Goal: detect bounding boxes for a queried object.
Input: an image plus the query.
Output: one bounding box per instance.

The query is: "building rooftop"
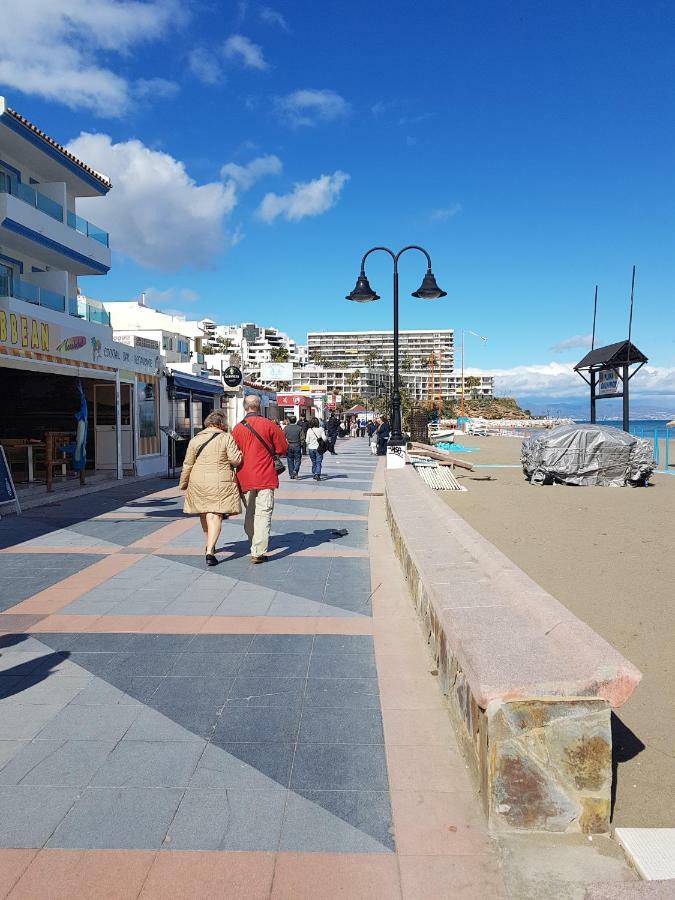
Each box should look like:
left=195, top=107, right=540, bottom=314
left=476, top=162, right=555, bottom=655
left=0, top=97, right=111, bottom=192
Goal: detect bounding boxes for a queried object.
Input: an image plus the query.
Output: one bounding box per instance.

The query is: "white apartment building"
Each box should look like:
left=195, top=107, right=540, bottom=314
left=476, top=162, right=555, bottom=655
left=291, top=365, right=392, bottom=401
left=307, top=329, right=493, bottom=401
left=214, top=322, right=302, bottom=376
left=106, top=298, right=202, bottom=364
left=0, top=98, right=164, bottom=482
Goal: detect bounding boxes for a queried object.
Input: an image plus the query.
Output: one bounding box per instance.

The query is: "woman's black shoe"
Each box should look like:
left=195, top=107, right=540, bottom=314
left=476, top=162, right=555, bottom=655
left=205, top=554, right=218, bottom=566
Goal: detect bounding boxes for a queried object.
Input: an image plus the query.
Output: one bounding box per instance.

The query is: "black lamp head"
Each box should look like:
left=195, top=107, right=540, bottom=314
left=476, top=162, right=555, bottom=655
left=411, top=269, right=447, bottom=300
left=346, top=271, right=380, bottom=303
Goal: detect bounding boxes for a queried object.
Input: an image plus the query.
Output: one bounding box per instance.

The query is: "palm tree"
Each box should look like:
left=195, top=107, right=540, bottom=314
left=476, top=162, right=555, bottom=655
left=270, top=347, right=290, bottom=362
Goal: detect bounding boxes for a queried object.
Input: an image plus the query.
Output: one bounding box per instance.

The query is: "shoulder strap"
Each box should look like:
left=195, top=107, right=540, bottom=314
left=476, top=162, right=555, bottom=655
left=194, top=431, right=220, bottom=462
left=242, top=419, right=276, bottom=459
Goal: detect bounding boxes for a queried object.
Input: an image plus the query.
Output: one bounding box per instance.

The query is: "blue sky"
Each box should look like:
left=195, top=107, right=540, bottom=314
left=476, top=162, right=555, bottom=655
left=2, top=0, right=673, bottom=407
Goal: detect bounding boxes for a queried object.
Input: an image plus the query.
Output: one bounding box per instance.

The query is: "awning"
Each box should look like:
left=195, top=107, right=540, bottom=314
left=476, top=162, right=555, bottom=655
left=169, top=372, right=224, bottom=396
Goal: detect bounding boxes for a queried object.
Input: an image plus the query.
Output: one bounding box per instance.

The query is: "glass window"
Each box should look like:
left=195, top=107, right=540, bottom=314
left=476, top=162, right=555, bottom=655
left=137, top=379, right=159, bottom=455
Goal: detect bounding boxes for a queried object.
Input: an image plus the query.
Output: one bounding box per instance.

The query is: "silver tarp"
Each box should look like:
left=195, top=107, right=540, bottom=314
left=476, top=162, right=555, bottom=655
left=521, top=424, right=654, bottom=486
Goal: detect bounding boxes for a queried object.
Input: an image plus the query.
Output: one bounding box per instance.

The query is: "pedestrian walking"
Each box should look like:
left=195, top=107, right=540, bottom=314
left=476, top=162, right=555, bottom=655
left=305, top=416, right=328, bottom=481
left=299, top=416, right=309, bottom=455
left=350, top=419, right=358, bottom=438
left=366, top=419, right=376, bottom=442
left=283, top=414, right=303, bottom=479
left=325, top=413, right=339, bottom=454
left=179, top=409, right=242, bottom=567
left=376, top=416, right=391, bottom=455
left=232, top=395, right=289, bottom=563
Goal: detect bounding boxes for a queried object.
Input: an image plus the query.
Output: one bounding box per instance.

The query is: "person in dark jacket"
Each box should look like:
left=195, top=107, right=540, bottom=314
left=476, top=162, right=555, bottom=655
left=325, top=414, right=340, bottom=455
left=376, top=417, right=391, bottom=455
left=283, top=415, right=303, bottom=479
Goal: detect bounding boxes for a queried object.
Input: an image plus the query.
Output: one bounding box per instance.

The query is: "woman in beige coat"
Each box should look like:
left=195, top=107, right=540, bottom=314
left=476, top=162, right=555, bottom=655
left=179, top=409, right=242, bottom=566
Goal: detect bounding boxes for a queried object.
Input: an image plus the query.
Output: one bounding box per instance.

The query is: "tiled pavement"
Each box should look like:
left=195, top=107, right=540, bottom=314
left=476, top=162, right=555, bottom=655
left=0, top=439, right=506, bottom=898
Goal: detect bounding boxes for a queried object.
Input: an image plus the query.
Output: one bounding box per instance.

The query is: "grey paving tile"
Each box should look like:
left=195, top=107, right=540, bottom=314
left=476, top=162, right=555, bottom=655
left=47, top=786, right=184, bottom=849
left=0, top=786, right=80, bottom=847
left=0, top=676, right=28, bottom=699
left=123, top=708, right=206, bottom=742
left=0, top=704, right=63, bottom=740
left=165, top=788, right=285, bottom=851
left=279, top=790, right=395, bottom=852
left=304, top=677, right=381, bottom=709
left=291, top=744, right=389, bottom=791
left=0, top=554, right=106, bottom=610
left=238, top=653, right=310, bottom=678
left=0, top=739, right=115, bottom=786
left=170, top=652, right=244, bottom=678
left=214, top=707, right=301, bottom=743
left=152, top=676, right=230, bottom=708
left=213, top=594, right=273, bottom=616
left=312, top=635, right=374, bottom=654
left=68, top=679, right=141, bottom=707
left=0, top=740, right=25, bottom=769
left=149, top=701, right=222, bottom=740
left=316, top=603, right=365, bottom=619
left=68, top=633, right=134, bottom=653
left=266, top=595, right=321, bottom=617
left=0, top=652, right=52, bottom=676
left=308, top=652, right=377, bottom=679
left=225, top=676, right=305, bottom=708
left=192, top=741, right=293, bottom=789
left=124, top=634, right=193, bottom=653
left=186, top=634, right=254, bottom=653
left=9, top=675, right=91, bottom=707
left=299, top=708, right=384, bottom=744
left=249, top=635, right=313, bottom=654
left=35, top=704, right=140, bottom=742
left=91, top=740, right=204, bottom=788
left=109, top=599, right=174, bottom=616
left=106, top=652, right=178, bottom=677
left=108, top=675, right=164, bottom=704
left=67, top=652, right=117, bottom=676
left=160, top=598, right=223, bottom=616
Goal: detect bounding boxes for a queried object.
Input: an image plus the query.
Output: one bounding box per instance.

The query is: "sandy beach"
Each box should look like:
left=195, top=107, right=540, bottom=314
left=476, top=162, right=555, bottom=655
left=439, top=433, right=675, bottom=829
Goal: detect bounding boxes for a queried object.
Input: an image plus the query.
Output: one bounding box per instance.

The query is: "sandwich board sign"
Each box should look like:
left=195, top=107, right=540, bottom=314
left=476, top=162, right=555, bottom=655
left=0, top=446, right=20, bottom=516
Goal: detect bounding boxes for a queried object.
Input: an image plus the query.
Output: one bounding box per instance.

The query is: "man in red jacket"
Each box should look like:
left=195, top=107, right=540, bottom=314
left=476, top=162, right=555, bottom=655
left=232, top=395, right=288, bottom=563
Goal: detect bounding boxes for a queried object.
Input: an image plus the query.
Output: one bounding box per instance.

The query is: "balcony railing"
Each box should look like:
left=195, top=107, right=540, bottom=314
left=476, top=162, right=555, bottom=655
left=0, top=274, right=66, bottom=312
left=0, top=172, right=109, bottom=247
left=73, top=296, right=111, bottom=326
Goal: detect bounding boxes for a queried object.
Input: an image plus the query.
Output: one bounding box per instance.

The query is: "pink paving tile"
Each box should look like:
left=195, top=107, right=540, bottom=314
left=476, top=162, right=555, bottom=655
left=398, top=854, right=508, bottom=900
left=140, top=851, right=275, bottom=899
left=199, top=616, right=267, bottom=634
left=386, top=745, right=473, bottom=793
left=383, top=708, right=459, bottom=749
left=390, top=790, right=493, bottom=856
left=8, top=850, right=156, bottom=900
left=127, top=518, right=196, bottom=549
left=83, top=615, right=153, bottom=632
left=271, top=853, right=401, bottom=900
left=294, top=546, right=369, bottom=558
left=0, top=850, right=38, bottom=898
left=28, top=614, right=103, bottom=633
left=378, top=674, right=448, bottom=710
left=140, top=616, right=209, bottom=633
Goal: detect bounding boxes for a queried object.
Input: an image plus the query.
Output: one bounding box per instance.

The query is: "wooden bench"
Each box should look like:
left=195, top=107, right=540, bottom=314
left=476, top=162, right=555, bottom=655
left=44, top=432, right=85, bottom=493
left=385, top=463, right=641, bottom=834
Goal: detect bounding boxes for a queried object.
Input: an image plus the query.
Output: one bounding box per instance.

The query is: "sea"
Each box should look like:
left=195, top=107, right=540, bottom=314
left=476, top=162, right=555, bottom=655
left=576, top=419, right=672, bottom=439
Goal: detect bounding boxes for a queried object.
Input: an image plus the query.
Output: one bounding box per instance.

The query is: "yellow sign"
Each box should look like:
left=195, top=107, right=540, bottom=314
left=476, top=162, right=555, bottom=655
left=0, top=310, right=49, bottom=352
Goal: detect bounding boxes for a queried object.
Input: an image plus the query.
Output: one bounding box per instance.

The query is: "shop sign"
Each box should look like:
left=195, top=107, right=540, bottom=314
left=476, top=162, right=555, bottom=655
left=223, top=365, right=243, bottom=387
left=598, top=368, right=621, bottom=396
left=0, top=297, right=160, bottom=376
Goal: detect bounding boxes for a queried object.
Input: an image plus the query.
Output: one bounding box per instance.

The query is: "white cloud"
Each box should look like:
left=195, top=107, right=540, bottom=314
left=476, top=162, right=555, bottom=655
left=431, top=203, right=461, bottom=222
left=467, top=361, right=675, bottom=399
left=550, top=333, right=593, bottom=353
left=276, top=89, right=350, bottom=127
left=143, top=287, right=199, bottom=306
left=188, top=48, right=223, bottom=85
left=220, top=154, right=282, bottom=190
left=223, top=34, right=268, bottom=70
left=0, top=0, right=181, bottom=116
left=259, top=6, right=290, bottom=31
left=134, top=78, right=179, bottom=100
left=257, top=171, right=350, bottom=223
left=66, top=133, right=238, bottom=271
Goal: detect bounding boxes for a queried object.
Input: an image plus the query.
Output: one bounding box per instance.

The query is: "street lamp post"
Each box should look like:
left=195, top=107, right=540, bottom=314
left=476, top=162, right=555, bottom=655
left=459, top=329, right=488, bottom=422
left=346, top=246, right=446, bottom=446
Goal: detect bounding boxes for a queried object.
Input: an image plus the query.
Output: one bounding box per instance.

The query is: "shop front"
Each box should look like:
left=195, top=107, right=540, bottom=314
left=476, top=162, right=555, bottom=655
left=0, top=296, right=163, bottom=490
left=276, top=393, right=317, bottom=422
left=167, top=371, right=225, bottom=467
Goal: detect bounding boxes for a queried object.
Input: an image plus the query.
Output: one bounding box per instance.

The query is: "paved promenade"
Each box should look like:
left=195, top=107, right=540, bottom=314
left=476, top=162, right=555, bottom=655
left=0, top=439, right=506, bottom=898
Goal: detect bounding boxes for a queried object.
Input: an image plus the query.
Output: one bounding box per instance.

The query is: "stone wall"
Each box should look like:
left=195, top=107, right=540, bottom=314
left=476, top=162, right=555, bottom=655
left=385, top=466, right=640, bottom=834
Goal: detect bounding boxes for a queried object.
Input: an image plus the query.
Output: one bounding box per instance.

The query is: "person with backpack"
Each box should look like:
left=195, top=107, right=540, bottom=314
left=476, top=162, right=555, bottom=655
left=305, top=416, right=328, bottom=481
left=283, top=414, right=303, bottom=479
left=179, top=409, right=243, bottom=567
left=232, top=395, right=289, bottom=563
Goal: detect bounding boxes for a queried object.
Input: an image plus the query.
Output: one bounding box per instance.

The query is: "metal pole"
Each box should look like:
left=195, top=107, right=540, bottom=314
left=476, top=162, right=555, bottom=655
left=628, top=265, right=636, bottom=346
left=460, top=330, right=465, bottom=422
left=115, top=370, right=123, bottom=480
left=590, top=370, right=596, bottom=423
left=622, top=364, right=629, bottom=432
left=591, top=285, right=598, bottom=350
left=390, top=263, right=403, bottom=443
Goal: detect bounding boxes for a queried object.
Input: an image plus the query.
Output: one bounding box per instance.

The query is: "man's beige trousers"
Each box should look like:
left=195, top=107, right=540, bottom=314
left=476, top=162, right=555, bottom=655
left=244, top=488, right=275, bottom=558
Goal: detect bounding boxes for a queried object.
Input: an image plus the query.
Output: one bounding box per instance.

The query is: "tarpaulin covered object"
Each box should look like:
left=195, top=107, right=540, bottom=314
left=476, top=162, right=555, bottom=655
left=521, top=424, right=654, bottom=486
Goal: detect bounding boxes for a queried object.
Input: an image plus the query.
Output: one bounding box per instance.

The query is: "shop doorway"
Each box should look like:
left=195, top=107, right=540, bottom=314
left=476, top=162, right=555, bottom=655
left=94, top=383, right=134, bottom=470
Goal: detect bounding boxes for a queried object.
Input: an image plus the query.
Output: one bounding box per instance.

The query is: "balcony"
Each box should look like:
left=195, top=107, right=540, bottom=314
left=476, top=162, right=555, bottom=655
left=0, top=173, right=109, bottom=248
left=69, top=296, right=111, bottom=326
left=0, top=273, right=66, bottom=313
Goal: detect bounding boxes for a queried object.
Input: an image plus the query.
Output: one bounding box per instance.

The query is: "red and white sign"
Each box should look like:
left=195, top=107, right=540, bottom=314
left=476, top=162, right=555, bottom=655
left=276, top=394, right=314, bottom=407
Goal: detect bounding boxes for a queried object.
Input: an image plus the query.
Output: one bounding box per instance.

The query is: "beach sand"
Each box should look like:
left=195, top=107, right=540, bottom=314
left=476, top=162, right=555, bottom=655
left=439, top=434, right=675, bottom=829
